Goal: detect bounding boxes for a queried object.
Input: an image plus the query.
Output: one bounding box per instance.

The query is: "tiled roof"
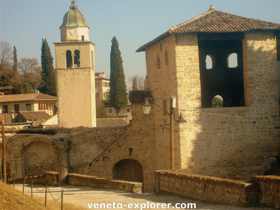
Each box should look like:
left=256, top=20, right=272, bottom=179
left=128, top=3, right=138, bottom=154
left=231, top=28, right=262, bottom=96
left=137, top=8, right=280, bottom=52
left=0, top=93, right=57, bottom=103
left=17, top=112, right=51, bottom=122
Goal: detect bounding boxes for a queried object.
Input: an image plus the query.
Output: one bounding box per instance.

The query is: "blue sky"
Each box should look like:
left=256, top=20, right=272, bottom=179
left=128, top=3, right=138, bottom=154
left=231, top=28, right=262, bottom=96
left=1, top=0, right=280, bottom=78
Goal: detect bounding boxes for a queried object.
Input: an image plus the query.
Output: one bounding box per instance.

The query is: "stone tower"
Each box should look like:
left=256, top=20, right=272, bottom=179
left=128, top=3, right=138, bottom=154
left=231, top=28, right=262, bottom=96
left=55, top=1, right=96, bottom=128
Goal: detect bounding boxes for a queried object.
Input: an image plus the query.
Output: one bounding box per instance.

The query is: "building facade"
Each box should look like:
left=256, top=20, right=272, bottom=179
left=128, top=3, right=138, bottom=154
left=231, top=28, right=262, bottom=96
left=137, top=7, right=280, bottom=179
left=95, top=72, right=110, bottom=110
left=0, top=93, right=56, bottom=116
left=55, top=1, right=96, bottom=128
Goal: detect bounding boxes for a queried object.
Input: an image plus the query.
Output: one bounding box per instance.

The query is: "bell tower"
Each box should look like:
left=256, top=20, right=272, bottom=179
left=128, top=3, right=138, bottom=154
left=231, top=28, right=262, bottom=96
left=55, top=1, right=96, bottom=128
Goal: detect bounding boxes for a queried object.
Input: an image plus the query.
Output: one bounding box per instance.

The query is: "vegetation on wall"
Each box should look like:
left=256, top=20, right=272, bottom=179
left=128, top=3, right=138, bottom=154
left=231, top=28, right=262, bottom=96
left=109, top=37, right=128, bottom=110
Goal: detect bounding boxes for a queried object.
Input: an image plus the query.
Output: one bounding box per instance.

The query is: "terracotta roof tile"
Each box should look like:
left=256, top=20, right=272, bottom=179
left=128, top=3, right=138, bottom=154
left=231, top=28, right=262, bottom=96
left=17, top=112, right=51, bottom=122
left=137, top=8, right=280, bottom=52
left=0, top=93, right=57, bottom=103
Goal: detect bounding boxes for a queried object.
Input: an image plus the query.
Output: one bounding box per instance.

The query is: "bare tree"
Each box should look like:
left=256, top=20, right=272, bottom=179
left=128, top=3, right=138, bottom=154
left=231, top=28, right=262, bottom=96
left=19, top=58, right=40, bottom=73
left=18, top=58, right=42, bottom=93
left=0, top=41, right=13, bottom=66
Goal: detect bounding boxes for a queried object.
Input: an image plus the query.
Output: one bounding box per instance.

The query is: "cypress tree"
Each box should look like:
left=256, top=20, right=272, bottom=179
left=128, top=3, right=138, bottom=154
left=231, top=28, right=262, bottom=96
left=13, top=46, right=18, bottom=71
left=109, top=37, right=128, bottom=110
left=40, top=38, right=56, bottom=95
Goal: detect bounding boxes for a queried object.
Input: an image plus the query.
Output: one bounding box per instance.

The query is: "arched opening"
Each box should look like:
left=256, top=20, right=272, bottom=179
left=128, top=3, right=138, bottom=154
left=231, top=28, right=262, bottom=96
left=66, top=50, right=73, bottom=68
left=74, top=50, right=80, bottom=67
left=113, top=159, right=143, bottom=182
left=23, top=141, right=58, bottom=176
left=227, top=52, right=239, bottom=69
left=205, top=54, right=213, bottom=70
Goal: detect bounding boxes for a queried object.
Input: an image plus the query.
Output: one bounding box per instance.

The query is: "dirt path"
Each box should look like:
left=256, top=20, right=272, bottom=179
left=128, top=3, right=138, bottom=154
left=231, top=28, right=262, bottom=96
left=15, top=185, right=274, bottom=210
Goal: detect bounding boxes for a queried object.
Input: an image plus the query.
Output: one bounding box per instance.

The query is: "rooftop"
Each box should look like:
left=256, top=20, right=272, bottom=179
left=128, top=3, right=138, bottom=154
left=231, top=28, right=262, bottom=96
left=17, top=111, right=51, bottom=122
left=0, top=93, right=57, bottom=103
left=137, top=7, right=280, bottom=52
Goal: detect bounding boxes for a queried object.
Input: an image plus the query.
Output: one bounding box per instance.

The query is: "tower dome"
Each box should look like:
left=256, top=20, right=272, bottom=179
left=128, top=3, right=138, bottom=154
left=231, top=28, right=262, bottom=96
left=60, top=1, right=90, bottom=42
left=60, top=1, right=89, bottom=29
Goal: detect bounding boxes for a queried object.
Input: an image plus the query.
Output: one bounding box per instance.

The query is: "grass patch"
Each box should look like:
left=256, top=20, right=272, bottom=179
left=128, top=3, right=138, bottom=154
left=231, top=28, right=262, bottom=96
left=0, top=182, right=85, bottom=210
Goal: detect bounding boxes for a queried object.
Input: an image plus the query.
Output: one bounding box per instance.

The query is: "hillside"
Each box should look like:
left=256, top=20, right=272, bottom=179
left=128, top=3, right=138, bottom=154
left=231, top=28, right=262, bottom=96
left=0, top=182, right=84, bottom=210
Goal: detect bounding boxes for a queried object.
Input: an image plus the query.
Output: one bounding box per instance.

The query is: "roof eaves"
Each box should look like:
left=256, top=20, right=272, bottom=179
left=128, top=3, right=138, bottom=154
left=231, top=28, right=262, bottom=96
left=136, top=31, right=171, bottom=52
left=136, top=9, right=215, bottom=52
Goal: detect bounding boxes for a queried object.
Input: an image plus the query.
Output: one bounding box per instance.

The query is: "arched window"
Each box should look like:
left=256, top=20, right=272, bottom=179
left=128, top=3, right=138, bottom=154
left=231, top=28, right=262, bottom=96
left=66, top=50, right=72, bottom=68
left=205, top=55, right=213, bottom=70
left=74, top=50, right=80, bottom=67
left=227, top=53, right=238, bottom=69
left=164, top=50, right=169, bottom=66
left=156, top=55, right=161, bottom=69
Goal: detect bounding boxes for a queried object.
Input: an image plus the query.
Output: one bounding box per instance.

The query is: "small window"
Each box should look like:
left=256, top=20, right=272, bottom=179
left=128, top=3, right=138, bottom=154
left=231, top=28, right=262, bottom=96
left=2, top=105, right=8, bottom=113
left=81, top=35, right=85, bottom=41
left=74, top=50, right=80, bottom=67
left=156, top=55, right=161, bottom=69
left=227, top=53, right=239, bottom=69
left=14, top=104, right=20, bottom=113
left=26, top=104, right=32, bottom=111
left=164, top=50, right=169, bottom=66
left=205, top=55, right=213, bottom=70
left=66, top=50, right=73, bottom=68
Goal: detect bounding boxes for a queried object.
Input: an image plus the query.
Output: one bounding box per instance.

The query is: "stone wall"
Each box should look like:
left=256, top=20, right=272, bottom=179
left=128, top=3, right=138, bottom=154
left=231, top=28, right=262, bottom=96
left=255, top=176, right=280, bottom=208
left=177, top=32, right=280, bottom=179
left=145, top=31, right=280, bottom=179
left=7, top=104, right=155, bottom=192
left=7, top=134, right=67, bottom=179
left=69, top=104, right=155, bottom=192
left=154, top=170, right=259, bottom=207
left=145, top=35, right=179, bottom=171
left=68, top=173, right=142, bottom=193
left=96, top=117, right=130, bottom=128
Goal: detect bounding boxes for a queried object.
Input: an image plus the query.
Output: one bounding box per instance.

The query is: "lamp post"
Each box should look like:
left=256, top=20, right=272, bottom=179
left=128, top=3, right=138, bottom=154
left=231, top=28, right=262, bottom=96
left=169, top=97, right=176, bottom=170
left=143, top=98, right=152, bottom=115
left=1, top=120, right=6, bottom=183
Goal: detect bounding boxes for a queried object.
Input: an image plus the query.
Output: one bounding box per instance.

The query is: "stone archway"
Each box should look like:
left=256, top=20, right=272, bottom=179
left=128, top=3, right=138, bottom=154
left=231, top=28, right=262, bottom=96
left=23, top=141, right=59, bottom=176
left=113, top=159, right=143, bottom=182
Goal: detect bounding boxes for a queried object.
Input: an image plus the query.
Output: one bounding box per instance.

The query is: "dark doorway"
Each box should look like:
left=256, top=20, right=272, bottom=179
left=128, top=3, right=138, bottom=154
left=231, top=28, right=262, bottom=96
left=113, top=159, right=143, bottom=182
left=199, top=34, right=245, bottom=108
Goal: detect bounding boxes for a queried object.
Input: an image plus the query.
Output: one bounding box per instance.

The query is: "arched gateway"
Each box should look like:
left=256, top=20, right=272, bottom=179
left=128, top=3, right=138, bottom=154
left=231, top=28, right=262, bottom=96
left=113, top=159, right=143, bottom=182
